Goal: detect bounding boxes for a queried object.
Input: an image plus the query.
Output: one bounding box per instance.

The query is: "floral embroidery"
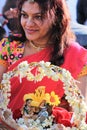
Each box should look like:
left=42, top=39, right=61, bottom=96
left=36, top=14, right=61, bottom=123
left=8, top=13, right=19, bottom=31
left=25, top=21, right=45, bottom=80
left=0, top=38, right=24, bottom=66
left=78, top=65, right=87, bottom=77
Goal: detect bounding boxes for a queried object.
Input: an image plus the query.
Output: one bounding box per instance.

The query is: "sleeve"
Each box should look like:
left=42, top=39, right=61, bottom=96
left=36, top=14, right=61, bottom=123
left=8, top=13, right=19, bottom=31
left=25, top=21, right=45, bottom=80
left=0, top=38, right=9, bottom=67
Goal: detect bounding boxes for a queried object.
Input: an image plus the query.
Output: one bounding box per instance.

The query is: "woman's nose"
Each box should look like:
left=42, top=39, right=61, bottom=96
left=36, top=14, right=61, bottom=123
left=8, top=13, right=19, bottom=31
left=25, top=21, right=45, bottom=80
left=26, top=17, right=35, bottom=26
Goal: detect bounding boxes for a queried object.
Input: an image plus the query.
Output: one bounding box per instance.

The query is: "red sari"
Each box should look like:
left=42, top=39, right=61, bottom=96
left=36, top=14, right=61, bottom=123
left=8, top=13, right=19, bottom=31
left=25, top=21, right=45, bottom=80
left=7, top=42, right=87, bottom=121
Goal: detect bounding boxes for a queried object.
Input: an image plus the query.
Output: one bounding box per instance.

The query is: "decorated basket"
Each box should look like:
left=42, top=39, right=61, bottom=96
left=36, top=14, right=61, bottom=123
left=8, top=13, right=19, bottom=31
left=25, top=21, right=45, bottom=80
left=0, top=61, right=87, bottom=130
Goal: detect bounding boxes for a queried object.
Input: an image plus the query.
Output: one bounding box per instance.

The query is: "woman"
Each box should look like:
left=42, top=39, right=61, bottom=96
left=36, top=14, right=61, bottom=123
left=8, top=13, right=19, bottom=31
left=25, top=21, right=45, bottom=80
left=0, top=0, right=87, bottom=129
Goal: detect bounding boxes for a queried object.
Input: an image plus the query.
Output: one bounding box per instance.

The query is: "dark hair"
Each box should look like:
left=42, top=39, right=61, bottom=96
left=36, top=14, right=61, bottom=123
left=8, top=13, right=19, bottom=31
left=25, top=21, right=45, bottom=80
left=17, top=0, right=75, bottom=66
left=7, top=18, right=21, bottom=32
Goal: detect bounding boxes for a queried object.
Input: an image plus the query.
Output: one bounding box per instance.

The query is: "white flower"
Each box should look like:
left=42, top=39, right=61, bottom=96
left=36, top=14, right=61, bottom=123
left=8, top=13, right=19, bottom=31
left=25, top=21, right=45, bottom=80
left=17, top=118, right=25, bottom=125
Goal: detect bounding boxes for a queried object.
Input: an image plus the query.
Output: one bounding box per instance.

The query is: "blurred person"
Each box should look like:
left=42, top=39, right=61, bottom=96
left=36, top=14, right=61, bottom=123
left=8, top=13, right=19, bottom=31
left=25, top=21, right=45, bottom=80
left=2, top=0, right=21, bottom=36
left=2, top=0, right=17, bottom=13
left=77, top=0, right=87, bottom=25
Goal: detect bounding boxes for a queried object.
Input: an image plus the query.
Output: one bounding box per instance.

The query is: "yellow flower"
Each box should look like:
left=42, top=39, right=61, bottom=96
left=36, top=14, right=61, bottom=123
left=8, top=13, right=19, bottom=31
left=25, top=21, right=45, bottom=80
left=23, top=86, right=46, bottom=107
left=45, top=91, right=60, bottom=106
left=23, top=86, right=60, bottom=107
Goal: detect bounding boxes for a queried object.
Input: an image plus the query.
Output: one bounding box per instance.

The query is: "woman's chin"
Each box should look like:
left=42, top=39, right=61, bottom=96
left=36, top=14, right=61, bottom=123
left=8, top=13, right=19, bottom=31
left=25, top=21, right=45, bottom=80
left=25, top=34, right=37, bottom=40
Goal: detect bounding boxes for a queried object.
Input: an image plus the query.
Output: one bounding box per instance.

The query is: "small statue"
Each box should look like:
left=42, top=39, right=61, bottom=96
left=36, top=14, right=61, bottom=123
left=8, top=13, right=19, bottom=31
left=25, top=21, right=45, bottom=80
left=37, top=100, right=49, bottom=122
left=22, top=99, right=38, bottom=120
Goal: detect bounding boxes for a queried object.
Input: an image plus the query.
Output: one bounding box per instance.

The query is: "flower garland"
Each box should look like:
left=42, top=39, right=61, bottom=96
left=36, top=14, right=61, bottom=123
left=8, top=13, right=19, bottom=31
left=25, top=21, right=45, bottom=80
left=0, top=61, right=87, bottom=130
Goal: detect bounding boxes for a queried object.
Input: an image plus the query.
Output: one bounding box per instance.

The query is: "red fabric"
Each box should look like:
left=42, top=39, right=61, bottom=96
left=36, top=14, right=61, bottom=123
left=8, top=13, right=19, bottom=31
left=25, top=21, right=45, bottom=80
left=61, top=42, right=87, bottom=78
left=52, top=107, right=87, bottom=127
left=7, top=42, right=87, bottom=119
left=86, top=112, right=87, bottom=123
left=52, top=107, right=73, bottom=127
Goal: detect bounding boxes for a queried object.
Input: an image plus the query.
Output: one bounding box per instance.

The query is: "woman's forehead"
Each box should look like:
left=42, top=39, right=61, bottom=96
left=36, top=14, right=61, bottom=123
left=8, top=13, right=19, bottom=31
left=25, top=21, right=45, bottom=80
left=21, top=1, right=41, bottom=13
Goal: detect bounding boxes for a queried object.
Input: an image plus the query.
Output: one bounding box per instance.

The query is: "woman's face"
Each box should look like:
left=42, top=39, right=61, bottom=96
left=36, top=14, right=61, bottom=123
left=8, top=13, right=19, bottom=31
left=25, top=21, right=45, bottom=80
left=20, top=1, right=54, bottom=42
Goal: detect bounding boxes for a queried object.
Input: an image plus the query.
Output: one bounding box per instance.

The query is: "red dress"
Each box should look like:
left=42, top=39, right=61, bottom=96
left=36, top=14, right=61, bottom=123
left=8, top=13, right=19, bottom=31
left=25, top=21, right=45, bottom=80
left=7, top=42, right=87, bottom=123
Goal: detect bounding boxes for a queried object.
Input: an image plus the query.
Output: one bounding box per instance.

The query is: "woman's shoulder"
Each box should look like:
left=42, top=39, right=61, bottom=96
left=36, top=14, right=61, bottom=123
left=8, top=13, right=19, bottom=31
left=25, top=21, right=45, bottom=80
left=63, top=41, right=87, bottom=78
left=0, top=37, right=9, bottom=45
left=66, top=41, right=87, bottom=54
left=0, top=38, right=10, bottom=54
left=0, top=38, right=24, bottom=65
left=69, top=41, right=86, bottom=50
left=0, top=37, right=23, bottom=50
left=66, top=41, right=87, bottom=62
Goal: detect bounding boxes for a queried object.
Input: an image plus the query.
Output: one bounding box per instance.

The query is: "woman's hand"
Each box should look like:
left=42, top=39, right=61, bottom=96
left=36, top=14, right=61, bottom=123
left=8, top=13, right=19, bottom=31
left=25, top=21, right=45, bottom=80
left=0, top=65, right=8, bottom=83
left=0, top=109, right=19, bottom=130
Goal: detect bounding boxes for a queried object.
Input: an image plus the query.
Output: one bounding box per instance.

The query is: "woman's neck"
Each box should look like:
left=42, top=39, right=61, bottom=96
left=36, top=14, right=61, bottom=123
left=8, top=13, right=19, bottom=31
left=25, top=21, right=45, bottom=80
left=26, top=39, right=52, bottom=51
left=30, top=41, right=48, bottom=49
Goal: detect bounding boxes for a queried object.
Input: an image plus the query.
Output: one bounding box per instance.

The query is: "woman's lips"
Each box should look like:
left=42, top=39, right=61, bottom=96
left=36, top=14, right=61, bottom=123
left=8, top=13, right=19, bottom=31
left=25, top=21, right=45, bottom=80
left=25, top=29, right=38, bottom=34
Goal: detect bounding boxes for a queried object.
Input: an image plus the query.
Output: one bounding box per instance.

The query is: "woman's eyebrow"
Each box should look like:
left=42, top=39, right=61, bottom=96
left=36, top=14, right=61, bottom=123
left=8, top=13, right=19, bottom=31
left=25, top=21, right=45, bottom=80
left=21, top=10, right=41, bottom=15
left=21, top=10, right=26, bottom=13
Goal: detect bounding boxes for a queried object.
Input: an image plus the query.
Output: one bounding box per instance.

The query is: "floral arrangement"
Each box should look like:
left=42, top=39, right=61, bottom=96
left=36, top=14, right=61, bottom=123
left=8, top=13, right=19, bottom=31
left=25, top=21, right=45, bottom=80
left=0, top=61, right=87, bottom=130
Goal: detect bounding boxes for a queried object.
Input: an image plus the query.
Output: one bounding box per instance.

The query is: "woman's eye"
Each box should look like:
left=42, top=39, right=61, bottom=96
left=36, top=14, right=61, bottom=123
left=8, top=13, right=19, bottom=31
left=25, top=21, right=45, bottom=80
left=34, top=15, right=42, bottom=20
left=21, top=13, right=28, bottom=18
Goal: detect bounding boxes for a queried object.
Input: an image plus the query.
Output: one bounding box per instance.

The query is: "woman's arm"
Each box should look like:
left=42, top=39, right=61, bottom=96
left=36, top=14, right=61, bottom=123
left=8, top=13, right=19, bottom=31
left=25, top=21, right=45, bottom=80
left=0, top=65, right=7, bottom=82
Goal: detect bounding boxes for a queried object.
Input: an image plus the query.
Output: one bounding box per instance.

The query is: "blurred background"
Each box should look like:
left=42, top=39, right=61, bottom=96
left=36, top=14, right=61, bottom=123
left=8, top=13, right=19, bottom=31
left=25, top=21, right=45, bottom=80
left=66, top=0, right=77, bottom=22
left=0, top=0, right=6, bottom=13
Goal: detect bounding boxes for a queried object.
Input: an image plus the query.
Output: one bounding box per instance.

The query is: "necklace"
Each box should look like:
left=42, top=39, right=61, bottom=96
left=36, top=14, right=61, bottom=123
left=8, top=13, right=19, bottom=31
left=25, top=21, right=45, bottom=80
left=29, top=41, right=47, bottom=51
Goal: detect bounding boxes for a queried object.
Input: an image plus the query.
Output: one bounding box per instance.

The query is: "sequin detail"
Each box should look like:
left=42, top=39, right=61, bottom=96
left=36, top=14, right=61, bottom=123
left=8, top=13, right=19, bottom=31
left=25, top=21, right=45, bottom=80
left=0, top=38, right=24, bottom=67
left=78, top=65, right=87, bottom=77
